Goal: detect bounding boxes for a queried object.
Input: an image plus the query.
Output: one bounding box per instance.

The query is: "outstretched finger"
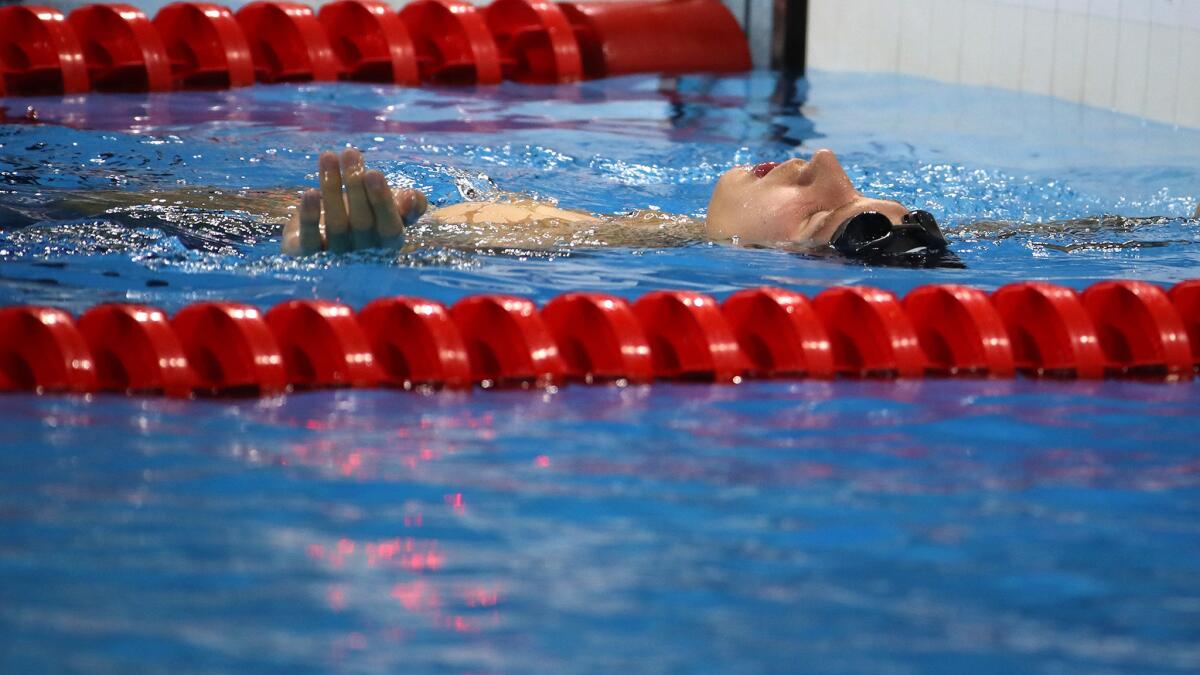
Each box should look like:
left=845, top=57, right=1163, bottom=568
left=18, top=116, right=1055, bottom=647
left=297, top=189, right=324, bottom=254
left=365, top=171, right=405, bottom=248
left=341, top=148, right=379, bottom=250
left=282, top=212, right=301, bottom=255
left=283, top=189, right=323, bottom=255
left=319, top=151, right=351, bottom=253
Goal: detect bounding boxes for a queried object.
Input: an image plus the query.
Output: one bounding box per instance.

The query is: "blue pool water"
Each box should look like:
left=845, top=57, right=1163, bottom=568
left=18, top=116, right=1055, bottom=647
left=1, top=71, right=1199, bottom=672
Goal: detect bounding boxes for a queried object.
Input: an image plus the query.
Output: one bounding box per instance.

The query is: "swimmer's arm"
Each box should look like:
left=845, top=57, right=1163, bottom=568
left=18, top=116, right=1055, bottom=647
left=280, top=149, right=635, bottom=254
left=429, top=200, right=599, bottom=226
left=273, top=148, right=695, bottom=252
left=45, top=187, right=298, bottom=221
left=424, top=199, right=700, bottom=249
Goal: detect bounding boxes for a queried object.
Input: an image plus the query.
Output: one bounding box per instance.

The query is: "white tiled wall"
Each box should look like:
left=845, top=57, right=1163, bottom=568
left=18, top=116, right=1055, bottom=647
left=807, top=0, right=1200, bottom=128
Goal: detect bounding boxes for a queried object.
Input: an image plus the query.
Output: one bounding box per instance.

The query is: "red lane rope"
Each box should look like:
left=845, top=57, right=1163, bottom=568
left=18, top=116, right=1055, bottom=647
left=1, top=281, right=1197, bottom=396
left=0, top=0, right=749, bottom=95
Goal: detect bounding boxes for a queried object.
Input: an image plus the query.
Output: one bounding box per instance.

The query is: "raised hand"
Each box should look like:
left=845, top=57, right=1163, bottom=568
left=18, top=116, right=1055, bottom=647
left=282, top=148, right=427, bottom=256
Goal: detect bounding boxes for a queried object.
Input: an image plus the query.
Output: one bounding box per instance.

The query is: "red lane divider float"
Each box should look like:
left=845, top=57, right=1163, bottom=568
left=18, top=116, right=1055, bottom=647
left=77, top=303, right=194, bottom=396
left=319, top=0, right=420, bottom=85
left=1170, top=280, right=1200, bottom=370
left=171, top=302, right=288, bottom=395
left=561, top=0, right=750, bottom=79
left=153, top=2, right=255, bottom=89
left=632, top=291, right=745, bottom=382
left=449, top=295, right=563, bottom=385
left=721, top=287, right=834, bottom=378
left=902, top=284, right=1014, bottom=377
left=0, top=307, right=96, bottom=393
left=0, top=6, right=90, bottom=96
left=1081, top=280, right=1193, bottom=379
left=0, top=282, right=1196, bottom=396
left=236, top=1, right=340, bottom=83
left=67, top=3, right=172, bottom=92
left=485, top=0, right=582, bottom=83
left=399, top=0, right=503, bottom=84
left=542, top=293, right=653, bottom=382
left=0, top=0, right=750, bottom=95
left=991, top=282, right=1107, bottom=378
left=265, top=300, right=380, bottom=388
left=812, top=286, right=925, bottom=378
left=359, top=296, right=472, bottom=388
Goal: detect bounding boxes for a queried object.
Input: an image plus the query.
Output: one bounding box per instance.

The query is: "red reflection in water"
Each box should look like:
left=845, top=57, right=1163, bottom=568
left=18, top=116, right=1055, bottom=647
left=269, top=406, right=513, bottom=480
left=445, top=493, right=466, bottom=514
left=327, top=584, right=347, bottom=612
left=445, top=615, right=477, bottom=633
left=311, top=535, right=444, bottom=571
left=282, top=436, right=460, bottom=480
left=4, top=96, right=695, bottom=140
left=407, top=546, right=444, bottom=572
left=391, top=580, right=440, bottom=612
left=367, top=539, right=403, bottom=566
left=464, top=586, right=500, bottom=608
left=307, top=526, right=500, bottom=642
left=339, top=451, right=363, bottom=477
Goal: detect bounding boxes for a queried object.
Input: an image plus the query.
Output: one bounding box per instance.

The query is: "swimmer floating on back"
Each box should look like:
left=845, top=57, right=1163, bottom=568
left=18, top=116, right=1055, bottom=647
left=281, top=147, right=954, bottom=266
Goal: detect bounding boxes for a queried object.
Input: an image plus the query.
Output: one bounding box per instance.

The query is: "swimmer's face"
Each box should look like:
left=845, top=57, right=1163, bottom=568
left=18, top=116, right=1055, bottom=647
left=705, top=148, right=909, bottom=244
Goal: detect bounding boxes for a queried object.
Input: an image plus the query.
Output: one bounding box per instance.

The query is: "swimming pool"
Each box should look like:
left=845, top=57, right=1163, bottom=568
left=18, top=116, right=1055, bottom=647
left=2, top=71, right=1199, bottom=672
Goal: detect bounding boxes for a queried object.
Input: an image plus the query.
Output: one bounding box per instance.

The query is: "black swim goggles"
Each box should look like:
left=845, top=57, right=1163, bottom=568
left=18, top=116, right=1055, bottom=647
left=830, top=209, right=961, bottom=267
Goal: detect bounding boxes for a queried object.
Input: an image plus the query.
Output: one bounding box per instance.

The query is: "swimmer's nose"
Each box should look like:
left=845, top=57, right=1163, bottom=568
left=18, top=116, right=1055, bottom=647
left=805, top=148, right=854, bottom=187
left=811, top=148, right=839, bottom=164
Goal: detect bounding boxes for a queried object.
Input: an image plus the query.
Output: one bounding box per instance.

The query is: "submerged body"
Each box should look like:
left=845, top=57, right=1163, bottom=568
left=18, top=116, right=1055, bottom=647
left=32, top=148, right=1192, bottom=261
left=13, top=146, right=943, bottom=259
left=279, top=147, right=931, bottom=258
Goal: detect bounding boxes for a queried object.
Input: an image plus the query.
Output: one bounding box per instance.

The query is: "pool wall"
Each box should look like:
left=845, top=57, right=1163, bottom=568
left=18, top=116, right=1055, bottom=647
left=807, top=0, right=1200, bottom=129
